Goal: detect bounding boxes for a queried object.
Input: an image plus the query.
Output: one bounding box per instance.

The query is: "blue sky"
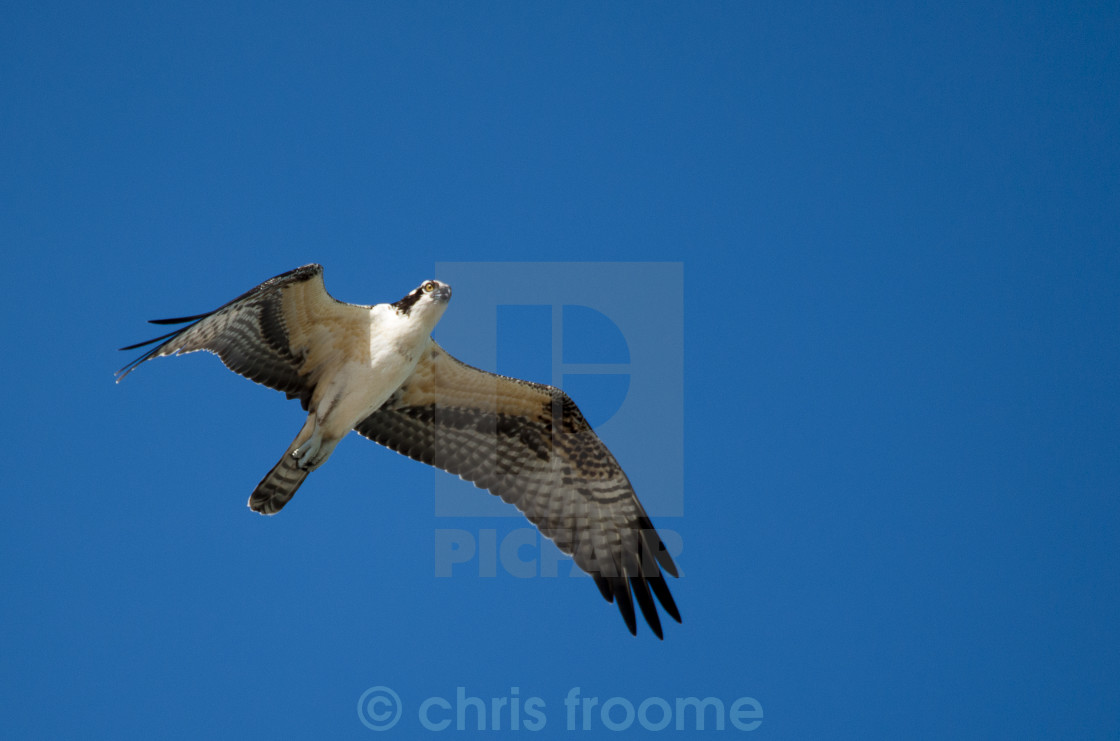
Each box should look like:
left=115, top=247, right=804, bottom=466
left=3, top=1, right=1118, bottom=738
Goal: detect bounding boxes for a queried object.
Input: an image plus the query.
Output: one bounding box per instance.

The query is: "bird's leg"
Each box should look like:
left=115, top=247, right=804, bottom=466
left=292, top=418, right=324, bottom=470
left=291, top=416, right=340, bottom=471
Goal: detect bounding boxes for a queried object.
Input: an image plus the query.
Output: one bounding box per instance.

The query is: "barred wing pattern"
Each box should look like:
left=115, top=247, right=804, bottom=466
left=355, top=343, right=681, bottom=638
left=115, top=264, right=341, bottom=408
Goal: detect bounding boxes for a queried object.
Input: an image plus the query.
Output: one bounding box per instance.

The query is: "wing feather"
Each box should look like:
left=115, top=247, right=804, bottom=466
left=115, top=263, right=352, bottom=408
left=354, top=342, right=680, bottom=637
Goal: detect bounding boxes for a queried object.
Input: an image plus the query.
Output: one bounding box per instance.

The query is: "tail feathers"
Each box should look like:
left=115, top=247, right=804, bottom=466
left=249, top=449, right=310, bottom=514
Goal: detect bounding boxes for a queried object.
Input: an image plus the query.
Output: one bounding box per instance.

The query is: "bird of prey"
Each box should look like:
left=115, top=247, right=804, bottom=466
left=117, top=264, right=680, bottom=637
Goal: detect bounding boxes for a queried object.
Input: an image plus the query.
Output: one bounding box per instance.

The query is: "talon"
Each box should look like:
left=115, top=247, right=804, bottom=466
left=292, top=430, right=323, bottom=469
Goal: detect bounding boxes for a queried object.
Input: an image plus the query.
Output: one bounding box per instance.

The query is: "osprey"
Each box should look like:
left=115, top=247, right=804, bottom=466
left=117, top=264, right=680, bottom=638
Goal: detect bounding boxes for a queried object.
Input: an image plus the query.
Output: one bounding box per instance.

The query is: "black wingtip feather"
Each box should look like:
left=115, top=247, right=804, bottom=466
left=638, top=515, right=679, bottom=578
left=589, top=529, right=681, bottom=637
left=115, top=324, right=199, bottom=382
left=117, top=326, right=188, bottom=352
left=627, top=565, right=664, bottom=639
left=610, top=576, right=637, bottom=636
left=592, top=574, right=614, bottom=603
left=648, top=575, right=682, bottom=624
left=147, top=312, right=213, bottom=325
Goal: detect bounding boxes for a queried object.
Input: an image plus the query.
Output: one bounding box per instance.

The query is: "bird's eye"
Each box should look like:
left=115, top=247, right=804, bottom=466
left=422, top=281, right=435, bottom=293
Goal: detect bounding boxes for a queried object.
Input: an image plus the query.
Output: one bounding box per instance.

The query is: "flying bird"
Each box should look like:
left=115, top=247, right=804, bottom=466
left=117, top=264, right=680, bottom=637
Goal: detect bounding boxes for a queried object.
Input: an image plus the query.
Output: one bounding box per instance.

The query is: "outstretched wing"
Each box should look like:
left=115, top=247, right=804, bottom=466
left=354, top=342, right=681, bottom=638
left=115, top=263, right=352, bottom=409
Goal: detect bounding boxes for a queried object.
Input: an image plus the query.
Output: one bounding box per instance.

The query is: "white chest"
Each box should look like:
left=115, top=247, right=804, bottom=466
left=311, top=310, right=431, bottom=434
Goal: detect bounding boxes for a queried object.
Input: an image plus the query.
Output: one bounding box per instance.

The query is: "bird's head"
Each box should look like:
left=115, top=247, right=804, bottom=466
left=392, top=279, right=452, bottom=327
